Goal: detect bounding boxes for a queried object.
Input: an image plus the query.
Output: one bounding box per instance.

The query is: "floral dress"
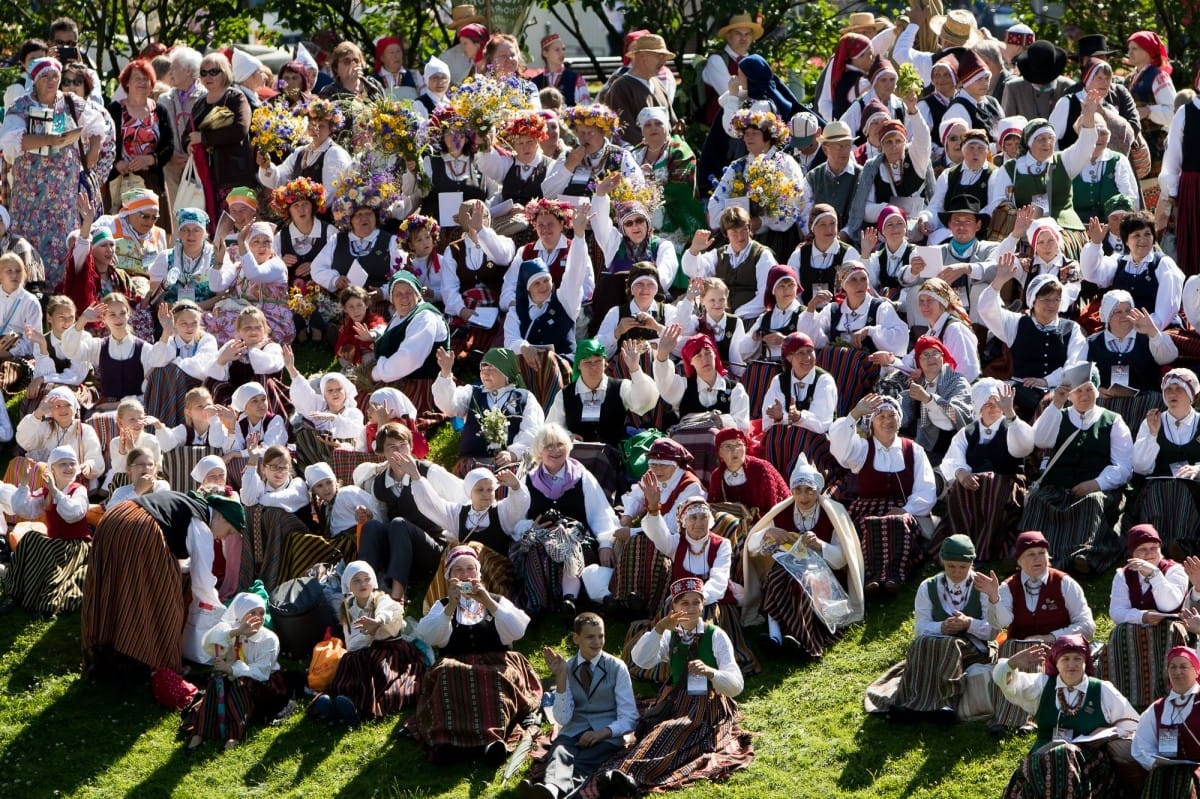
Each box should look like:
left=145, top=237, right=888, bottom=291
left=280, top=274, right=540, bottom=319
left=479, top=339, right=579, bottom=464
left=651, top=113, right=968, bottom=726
left=205, top=253, right=296, bottom=345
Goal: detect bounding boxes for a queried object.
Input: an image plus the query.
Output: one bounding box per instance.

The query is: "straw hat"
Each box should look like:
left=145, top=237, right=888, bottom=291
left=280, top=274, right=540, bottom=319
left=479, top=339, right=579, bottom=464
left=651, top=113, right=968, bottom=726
left=447, top=4, right=485, bottom=30
left=930, top=9, right=980, bottom=48
left=626, top=34, right=675, bottom=58
left=840, top=12, right=890, bottom=35
left=718, top=13, right=764, bottom=41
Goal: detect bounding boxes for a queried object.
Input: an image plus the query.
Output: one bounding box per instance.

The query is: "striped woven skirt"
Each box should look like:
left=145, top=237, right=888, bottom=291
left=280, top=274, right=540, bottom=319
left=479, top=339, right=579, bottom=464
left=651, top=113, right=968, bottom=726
left=237, top=506, right=313, bottom=593
left=569, top=442, right=624, bottom=502
left=144, top=362, right=202, bottom=428
left=409, top=650, right=542, bottom=751
left=991, top=637, right=1045, bottom=731
left=422, top=542, right=514, bottom=614
left=666, top=414, right=721, bottom=486
left=2, top=532, right=89, bottom=615
left=816, top=346, right=881, bottom=417
left=761, top=424, right=842, bottom=487
left=609, top=533, right=671, bottom=611
left=1123, top=478, right=1200, bottom=560
left=759, top=562, right=842, bottom=658
left=509, top=529, right=595, bottom=618
left=1019, top=486, right=1122, bottom=573
left=849, top=497, right=922, bottom=587
left=1100, top=620, right=1187, bottom=712
left=184, top=671, right=288, bottom=743
left=622, top=601, right=760, bottom=682
left=3, top=455, right=49, bottom=493
left=941, top=473, right=1027, bottom=561
left=1099, top=391, right=1162, bottom=436
left=279, top=528, right=358, bottom=586
left=161, top=445, right=222, bottom=492
left=1167, top=328, right=1200, bottom=369
left=516, top=349, right=573, bottom=413
left=611, top=684, right=753, bottom=793
left=1140, top=763, right=1200, bottom=799
left=292, top=421, right=348, bottom=472
left=81, top=501, right=187, bottom=672
left=740, top=360, right=781, bottom=421
left=1000, top=741, right=1116, bottom=799
left=328, top=638, right=427, bottom=720
left=891, top=635, right=994, bottom=713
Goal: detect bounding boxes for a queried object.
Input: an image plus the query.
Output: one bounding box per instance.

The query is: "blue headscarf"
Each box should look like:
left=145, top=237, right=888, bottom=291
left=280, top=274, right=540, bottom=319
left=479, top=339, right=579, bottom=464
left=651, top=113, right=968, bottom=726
left=738, top=55, right=800, bottom=121
left=515, top=258, right=551, bottom=310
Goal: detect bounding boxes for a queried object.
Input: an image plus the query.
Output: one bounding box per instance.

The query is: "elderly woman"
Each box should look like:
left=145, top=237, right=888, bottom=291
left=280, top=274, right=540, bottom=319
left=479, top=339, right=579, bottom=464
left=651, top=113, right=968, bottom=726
left=819, top=33, right=874, bottom=122
left=81, top=489, right=246, bottom=674
left=188, top=52, right=252, bottom=219
left=1050, top=61, right=1132, bottom=149
left=877, top=277, right=979, bottom=382
left=402, top=107, right=497, bottom=246
left=830, top=394, right=937, bottom=594
left=898, top=336, right=973, bottom=470
left=311, top=173, right=403, bottom=296
left=411, top=545, right=542, bottom=765
left=938, top=380, right=1034, bottom=560
left=845, top=112, right=934, bottom=238
left=1024, top=365, right=1133, bottom=575
left=1081, top=210, right=1183, bottom=335
left=373, top=36, right=421, bottom=97
left=516, top=424, right=620, bottom=616
left=532, top=33, right=589, bottom=107
left=918, top=129, right=997, bottom=245
left=1103, top=524, right=1188, bottom=712
left=257, top=98, right=352, bottom=204
left=743, top=463, right=864, bottom=659
left=1086, top=288, right=1176, bottom=429
left=369, top=273, right=450, bottom=416
left=1132, top=645, right=1200, bottom=795
left=602, top=577, right=753, bottom=797
left=881, top=535, right=996, bottom=719
left=318, top=41, right=384, bottom=103
left=147, top=208, right=220, bottom=310
left=106, top=59, right=173, bottom=205
left=1129, top=369, right=1200, bottom=558
left=271, top=60, right=316, bottom=111
left=707, top=427, right=790, bottom=520
left=543, top=104, right=643, bottom=199
left=0, top=57, right=106, bottom=287
left=608, top=438, right=706, bottom=619
left=992, top=634, right=1138, bottom=798
left=630, top=106, right=702, bottom=242
left=978, top=258, right=1087, bottom=420
left=975, top=530, right=1097, bottom=732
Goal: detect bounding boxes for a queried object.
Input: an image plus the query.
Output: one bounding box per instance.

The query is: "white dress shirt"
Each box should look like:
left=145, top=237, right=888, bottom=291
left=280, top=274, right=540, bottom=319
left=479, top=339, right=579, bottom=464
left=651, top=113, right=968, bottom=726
left=795, top=297, right=909, bottom=356
left=976, top=285, right=1088, bottom=386
left=1108, top=561, right=1188, bottom=626
left=439, top=227, right=517, bottom=316
left=652, top=358, right=751, bottom=431
left=759, top=369, right=838, bottom=434
left=1080, top=242, right=1183, bottom=330
left=416, top=595, right=531, bottom=648
left=1133, top=409, right=1200, bottom=475
left=1159, top=98, right=1200, bottom=200
left=914, top=572, right=996, bottom=644
left=1132, top=685, right=1200, bottom=769
left=939, top=417, right=1036, bottom=482
left=545, top=371, right=659, bottom=431
left=631, top=624, right=743, bottom=697
left=988, top=569, right=1096, bottom=639
left=993, top=661, right=1138, bottom=734
left=828, top=416, right=937, bottom=516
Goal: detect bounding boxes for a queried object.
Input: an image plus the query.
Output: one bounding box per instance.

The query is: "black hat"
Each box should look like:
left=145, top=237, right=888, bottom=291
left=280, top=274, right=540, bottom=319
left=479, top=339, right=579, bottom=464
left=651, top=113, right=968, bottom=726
left=1073, top=34, right=1117, bottom=59
left=939, top=194, right=990, bottom=229
left=1013, top=40, right=1068, bottom=85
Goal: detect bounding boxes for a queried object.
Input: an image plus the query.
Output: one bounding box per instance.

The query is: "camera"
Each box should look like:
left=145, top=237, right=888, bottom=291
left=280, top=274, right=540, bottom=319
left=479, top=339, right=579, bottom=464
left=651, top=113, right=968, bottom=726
left=57, top=46, right=79, bottom=62
left=539, top=508, right=565, bottom=525
left=455, top=580, right=474, bottom=595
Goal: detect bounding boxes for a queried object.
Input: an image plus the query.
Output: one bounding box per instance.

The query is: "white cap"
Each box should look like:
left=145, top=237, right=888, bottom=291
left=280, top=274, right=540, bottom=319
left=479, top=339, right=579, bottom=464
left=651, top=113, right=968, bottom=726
left=231, top=381, right=267, bottom=412
left=294, top=43, right=318, bottom=73
left=231, top=49, right=265, bottom=84
left=191, top=455, right=227, bottom=484
left=304, top=462, right=336, bottom=485
left=424, top=56, right=450, bottom=82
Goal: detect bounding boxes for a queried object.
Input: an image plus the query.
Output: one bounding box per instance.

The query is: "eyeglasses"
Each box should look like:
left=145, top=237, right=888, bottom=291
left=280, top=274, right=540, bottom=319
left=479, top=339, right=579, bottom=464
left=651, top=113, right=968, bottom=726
left=136, top=212, right=159, bottom=221
left=199, top=68, right=223, bottom=77
left=61, top=77, right=84, bottom=86
left=54, top=39, right=78, bottom=47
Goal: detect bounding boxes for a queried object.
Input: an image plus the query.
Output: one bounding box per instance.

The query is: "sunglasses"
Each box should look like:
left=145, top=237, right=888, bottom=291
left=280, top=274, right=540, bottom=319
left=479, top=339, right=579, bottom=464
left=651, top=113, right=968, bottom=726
left=61, top=77, right=84, bottom=86
left=199, top=68, right=223, bottom=77
left=136, top=212, right=159, bottom=221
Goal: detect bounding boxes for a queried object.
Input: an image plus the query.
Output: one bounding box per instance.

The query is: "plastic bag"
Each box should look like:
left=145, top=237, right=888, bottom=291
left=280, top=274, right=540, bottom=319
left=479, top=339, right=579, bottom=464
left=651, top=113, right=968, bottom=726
left=772, top=543, right=853, bottom=633
left=307, top=627, right=345, bottom=692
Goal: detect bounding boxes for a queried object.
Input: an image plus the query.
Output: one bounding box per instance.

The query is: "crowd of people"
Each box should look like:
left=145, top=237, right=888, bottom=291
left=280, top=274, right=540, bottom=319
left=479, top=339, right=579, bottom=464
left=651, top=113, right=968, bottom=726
left=1, top=2, right=1200, bottom=796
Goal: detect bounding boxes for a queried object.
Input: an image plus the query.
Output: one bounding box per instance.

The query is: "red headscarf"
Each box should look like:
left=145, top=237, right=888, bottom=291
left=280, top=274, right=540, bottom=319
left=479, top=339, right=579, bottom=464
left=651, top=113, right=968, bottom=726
left=680, top=334, right=728, bottom=377
left=913, top=335, right=957, bottom=371
left=374, top=36, right=403, bottom=73
left=1045, top=634, right=1092, bottom=677
left=763, top=264, right=800, bottom=310
left=830, top=33, right=872, bottom=99
left=1128, top=31, right=1171, bottom=75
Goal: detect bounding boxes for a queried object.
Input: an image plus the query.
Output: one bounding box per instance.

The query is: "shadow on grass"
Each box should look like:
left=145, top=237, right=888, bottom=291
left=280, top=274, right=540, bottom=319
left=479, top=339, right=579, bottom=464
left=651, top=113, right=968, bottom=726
left=333, top=732, right=501, bottom=799
left=0, top=676, right=159, bottom=797
left=0, top=612, right=80, bottom=692
left=243, top=710, right=352, bottom=789
left=834, top=713, right=933, bottom=792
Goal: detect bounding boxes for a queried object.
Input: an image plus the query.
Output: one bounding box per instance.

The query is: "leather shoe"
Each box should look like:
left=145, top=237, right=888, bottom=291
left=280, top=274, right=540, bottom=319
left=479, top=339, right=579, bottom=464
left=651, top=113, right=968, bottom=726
left=606, top=770, right=639, bottom=797
left=782, top=635, right=806, bottom=655
left=518, top=779, right=557, bottom=799
left=483, top=740, right=508, bottom=766
left=1071, top=554, right=1091, bottom=575
left=883, top=581, right=900, bottom=596
left=864, top=581, right=881, bottom=598
left=560, top=596, right=578, bottom=621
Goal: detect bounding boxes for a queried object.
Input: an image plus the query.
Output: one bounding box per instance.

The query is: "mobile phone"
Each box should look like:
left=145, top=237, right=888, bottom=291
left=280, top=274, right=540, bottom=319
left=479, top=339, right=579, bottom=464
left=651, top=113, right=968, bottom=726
left=57, top=46, right=79, bottom=62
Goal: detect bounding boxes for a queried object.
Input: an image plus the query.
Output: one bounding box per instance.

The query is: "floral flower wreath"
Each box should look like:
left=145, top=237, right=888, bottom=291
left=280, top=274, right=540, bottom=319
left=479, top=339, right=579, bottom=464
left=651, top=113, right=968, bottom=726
left=398, top=213, right=440, bottom=243
left=423, top=107, right=474, bottom=153
left=523, top=197, right=575, bottom=225
left=501, top=112, right=548, bottom=143
left=562, top=104, right=621, bottom=137
left=330, top=167, right=397, bottom=230
left=305, top=97, right=346, bottom=131
left=270, top=176, right=326, bottom=218
left=731, top=108, right=790, bottom=145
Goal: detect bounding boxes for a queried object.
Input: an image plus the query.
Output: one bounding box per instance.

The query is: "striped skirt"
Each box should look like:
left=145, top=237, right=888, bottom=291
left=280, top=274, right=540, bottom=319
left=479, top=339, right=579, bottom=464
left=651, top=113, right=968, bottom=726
left=741, top=360, right=781, bottom=422
left=144, top=362, right=202, bottom=428
left=279, top=528, right=358, bottom=586
left=991, top=638, right=1045, bottom=731
left=1098, top=391, right=1162, bottom=437
left=1000, top=741, right=1116, bottom=799
left=623, top=601, right=760, bottom=683
left=509, top=530, right=595, bottom=617
left=422, top=543, right=514, bottom=614
left=816, top=346, right=880, bottom=417
left=2, top=532, right=89, bottom=615
left=667, top=414, right=721, bottom=486
left=609, top=533, right=671, bottom=611
left=1140, top=763, right=1200, bottom=799
left=391, top=378, right=437, bottom=418
left=292, top=421, right=347, bottom=472
left=184, top=671, right=288, bottom=743
left=759, top=562, right=842, bottom=658
left=849, top=497, right=922, bottom=587
left=1100, top=621, right=1188, bottom=712
left=761, top=425, right=841, bottom=487
left=1167, top=328, right=1200, bottom=369
left=161, top=445, right=222, bottom=492
left=612, top=684, right=753, bottom=793
left=81, top=501, right=187, bottom=672
left=1019, top=486, right=1123, bottom=573
left=409, top=650, right=542, bottom=751
left=328, top=638, right=427, bottom=720
left=238, top=507, right=313, bottom=593
left=891, top=635, right=994, bottom=713
left=941, top=473, right=1027, bottom=562
left=1123, top=478, right=1200, bottom=560
left=2, top=455, right=49, bottom=494
left=569, top=443, right=624, bottom=502
left=516, top=349, right=573, bottom=413
left=607, top=348, right=678, bottom=432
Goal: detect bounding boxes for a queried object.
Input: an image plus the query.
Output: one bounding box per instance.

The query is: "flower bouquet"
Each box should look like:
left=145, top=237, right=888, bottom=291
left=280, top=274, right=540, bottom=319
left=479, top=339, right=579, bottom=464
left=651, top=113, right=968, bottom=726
left=250, top=104, right=310, bottom=163
left=330, top=164, right=399, bottom=229
left=353, top=97, right=427, bottom=163
left=742, top=153, right=805, bottom=224
left=476, top=406, right=510, bottom=453
left=446, top=73, right=533, bottom=136
left=896, top=63, right=924, bottom=99
left=606, top=174, right=664, bottom=215
left=287, top=279, right=321, bottom=319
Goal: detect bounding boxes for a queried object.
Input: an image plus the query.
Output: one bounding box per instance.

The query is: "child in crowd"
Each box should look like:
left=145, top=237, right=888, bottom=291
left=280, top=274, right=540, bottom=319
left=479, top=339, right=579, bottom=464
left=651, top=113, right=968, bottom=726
left=144, top=300, right=218, bottom=427
left=207, top=306, right=288, bottom=412
left=0, top=251, right=43, bottom=360
left=207, top=221, right=294, bottom=345
left=397, top=213, right=444, bottom=306
left=674, top=277, right=747, bottom=377
left=13, top=386, right=105, bottom=488
left=240, top=444, right=312, bottom=528
left=61, top=292, right=163, bottom=409
left=26, top=296, right=90, bottom=410
left=104, top=397, right=161, bottom=492
left=105, top=445, right=169, bottom=508
left=212, top=382, right=291, bottom=463
left=283, top=346, right=366, bottom=464
left=334, top=286, right=386, bottom=370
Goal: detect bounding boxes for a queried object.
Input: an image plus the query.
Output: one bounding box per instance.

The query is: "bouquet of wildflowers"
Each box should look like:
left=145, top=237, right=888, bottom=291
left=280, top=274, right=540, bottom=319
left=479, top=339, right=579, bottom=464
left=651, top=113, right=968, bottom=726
left=741, top=153, right=805, bottom=224
left=476, top=406, right=510, bottom=452
left=446, top=73, right=533, bottom=136
left=287, top=280, right=320, bottom=319
left=353, top=97, right=427, bottom=162
left=250, top=104, right=310, bottom=163
left=606, top=174, right=664, bottom=215
left=330, top=165, right=399, bottom=229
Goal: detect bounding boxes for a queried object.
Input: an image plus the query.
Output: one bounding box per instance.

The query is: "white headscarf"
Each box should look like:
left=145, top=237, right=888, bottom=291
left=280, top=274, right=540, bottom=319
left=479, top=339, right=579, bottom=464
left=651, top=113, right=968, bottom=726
left=369, top=387, right=417, bottom=419
left=971, top=378, right=1005, bottom=417
left=221, top=592, right=266, bottom=625
left=341, top=560, right=379, bottom=595
left=1100, top=289, right=1133, bottom=326
left=191, top=455, right=227, bottom=484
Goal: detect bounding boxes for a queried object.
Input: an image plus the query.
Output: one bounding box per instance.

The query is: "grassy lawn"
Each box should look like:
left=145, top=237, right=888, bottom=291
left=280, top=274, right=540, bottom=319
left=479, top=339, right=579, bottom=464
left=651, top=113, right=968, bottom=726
left=0, top=344, right=1124, bottom=798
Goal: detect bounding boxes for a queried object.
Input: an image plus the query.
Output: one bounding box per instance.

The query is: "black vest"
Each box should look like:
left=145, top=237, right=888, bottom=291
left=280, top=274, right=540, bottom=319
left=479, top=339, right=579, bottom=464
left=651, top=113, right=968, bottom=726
left=924, top=94, right=951, bottom=139
left=448, top=238, right=505, bottom=295
left=561, top=378, right=629, bottom=446
left=374, top=306, right=446, bottom=379
left=944, top=164, right=994, bottom=211
left=832, top=69, right=863, bottom=120
left=459, top=386, right=528, bottom=457
left=439, top=599, right=508, bottom=655
left=754, top=306, right=801, bottom=338
left=1086, top=331, right=1159, bottom=392
left=419, top=157, right=487, bottom=217
left=132, top=492, right=209, bottom=558
left=779, top=366, right=829, bottom=412
left=678, top=375, right=733, bottom=416
left=1111, top=252, right=1163, bottom=314
left=947, top=95, right=1001, bottom=138
left=278, top=224, right=330, bottom=280
left=330, top=231, right=395, bottom=289
left=962, top=419, right=1025, bottom=475
left=515, top=294, right=573, bottom=352
left=873, top=152, right=926, bottom=203
left=617, top=301, right=666, bottom=345
left=696, top=314, right=739, bottom=366
left=1010, top=315, right=1073, bottom=379
left=458, top=505, right=511, bottom=555
left=1153, top=424, right=1200, bottom=477
left=528, top=478, right=590, bottom=531
left=795, top=241, right=851, bottom=304
left=829, top=297, right=885, bottom=353
left=500, top=157, right=549, bottom=205
left=1184, top=104, right=1200, bottom=172
left=371, top=462, right=442, bottom=538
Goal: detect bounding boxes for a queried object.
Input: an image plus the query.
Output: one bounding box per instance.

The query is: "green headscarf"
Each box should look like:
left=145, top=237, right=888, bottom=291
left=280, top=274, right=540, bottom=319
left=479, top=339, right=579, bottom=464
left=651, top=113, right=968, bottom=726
left=939, top=534, right=976, bottom=563
left=480, top=348, right=524, bottom=389
left=572, top=338, right=607, bottom=381
left=203, top=491, right=246, bottom=532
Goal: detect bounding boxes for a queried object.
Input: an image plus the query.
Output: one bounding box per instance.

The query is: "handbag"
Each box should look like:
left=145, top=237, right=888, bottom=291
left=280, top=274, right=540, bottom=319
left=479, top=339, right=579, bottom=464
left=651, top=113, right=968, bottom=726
left=175, top=153, right=206, bottom=214
left=1128, top=134, right=1152, bottom=180
left=108, top=170, right=147, bottom=211
left=1029, top=426, right=1081, bottom=493
left=307, top=627, right=345, bottom=692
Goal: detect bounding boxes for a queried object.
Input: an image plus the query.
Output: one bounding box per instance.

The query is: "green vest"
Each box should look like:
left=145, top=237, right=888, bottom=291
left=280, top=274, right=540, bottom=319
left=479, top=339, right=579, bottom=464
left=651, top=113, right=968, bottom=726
left=923, top=575, right=984, bottom=623
left=668, top=623, right=717, bottom=686
left=1034, top=677, right=1106, bottom=750
left=1071, top=156, right=1120, bottom=224
left=1042, top=409, right=1116, bottom=489
left=1006, top=154, right=1083, bottom=230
